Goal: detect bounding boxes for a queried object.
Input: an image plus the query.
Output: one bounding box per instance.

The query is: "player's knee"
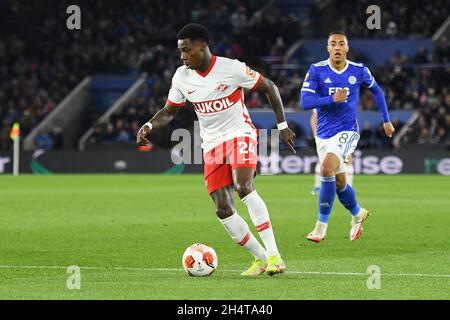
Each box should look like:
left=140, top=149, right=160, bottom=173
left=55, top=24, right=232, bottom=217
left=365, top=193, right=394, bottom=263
left=336, top=178, right=346, bottom=190
left=215, top=203, right=234, bottom=219
left=320, top=163, right=335, bottom=177
left=235, top=181, right=253, bottom=199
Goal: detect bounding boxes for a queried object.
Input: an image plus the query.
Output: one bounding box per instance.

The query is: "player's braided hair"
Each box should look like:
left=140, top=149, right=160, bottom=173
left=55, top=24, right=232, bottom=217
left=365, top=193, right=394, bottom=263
left=177, top=23, right=210, bottom=44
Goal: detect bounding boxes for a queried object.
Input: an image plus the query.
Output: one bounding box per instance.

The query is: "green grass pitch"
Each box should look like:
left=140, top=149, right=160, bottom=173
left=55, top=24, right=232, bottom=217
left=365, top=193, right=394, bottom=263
left=0, top=174, right=449, bottom=299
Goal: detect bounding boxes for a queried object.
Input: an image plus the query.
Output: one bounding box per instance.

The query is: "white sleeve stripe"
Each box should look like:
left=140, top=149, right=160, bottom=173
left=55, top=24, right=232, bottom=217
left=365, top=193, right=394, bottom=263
left=301, top=88, right=316, bottom=93
left=367, top=78, right=375, bottom=88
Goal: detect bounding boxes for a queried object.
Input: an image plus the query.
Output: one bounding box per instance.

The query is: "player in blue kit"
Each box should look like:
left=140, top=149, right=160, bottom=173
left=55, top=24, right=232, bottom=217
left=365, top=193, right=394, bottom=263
left=300, top=31, right=395, bottom=242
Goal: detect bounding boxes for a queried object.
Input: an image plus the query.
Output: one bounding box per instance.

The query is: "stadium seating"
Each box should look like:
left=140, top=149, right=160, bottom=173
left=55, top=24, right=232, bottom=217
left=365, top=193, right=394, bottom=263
left=0, top=0, right=447, bottom=151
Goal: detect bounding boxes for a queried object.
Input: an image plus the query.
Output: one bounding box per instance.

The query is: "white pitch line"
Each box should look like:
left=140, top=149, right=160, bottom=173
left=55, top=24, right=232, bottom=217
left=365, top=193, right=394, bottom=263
left=0, top=265, right=449, bottom=278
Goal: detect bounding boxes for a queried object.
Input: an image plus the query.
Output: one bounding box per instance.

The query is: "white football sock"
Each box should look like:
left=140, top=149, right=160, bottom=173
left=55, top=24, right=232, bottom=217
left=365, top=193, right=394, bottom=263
left=345, top=162, right=354, bottom=187
left=241, top=191, right=280, bottom=257
left=314, top=162, right=321, bottom=189
left=220, top=211, right=267, bottom=260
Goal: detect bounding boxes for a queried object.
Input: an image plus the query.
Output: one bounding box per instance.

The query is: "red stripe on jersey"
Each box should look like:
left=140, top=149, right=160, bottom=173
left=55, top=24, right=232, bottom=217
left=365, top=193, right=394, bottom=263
left=195, top=55, right=217, bottom=78
left=256, top=221, right=271, bottom=233
left=239, top=92, right=257, bottom=131
left=249, top=73, right=263, bottom=92
left=242, top=111, right=256, bottom=130
left=238, top=232, right=250, bottom=246
left=229, top=88, right=243, bottom=105
left=167, top=99, right=186, bottom=107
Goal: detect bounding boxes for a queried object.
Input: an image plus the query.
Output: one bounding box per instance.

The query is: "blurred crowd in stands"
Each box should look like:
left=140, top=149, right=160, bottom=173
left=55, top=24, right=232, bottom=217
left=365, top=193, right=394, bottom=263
left=0, top=0, right=448, bottom=151
left=332, top=0, right=448, bottom=39
left=359, top=54, right=449, bottom=148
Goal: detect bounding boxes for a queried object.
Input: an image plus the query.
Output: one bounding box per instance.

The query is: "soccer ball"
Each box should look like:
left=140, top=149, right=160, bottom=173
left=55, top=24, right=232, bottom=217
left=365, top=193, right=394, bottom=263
left=182, top=243, right=218, bottom=276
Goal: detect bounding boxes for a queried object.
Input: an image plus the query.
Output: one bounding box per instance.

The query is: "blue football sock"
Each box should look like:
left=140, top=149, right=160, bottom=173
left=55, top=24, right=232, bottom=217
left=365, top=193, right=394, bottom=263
left=318, top=176, right=336, bottom=223
left=337, top=184, right=361, bottom=216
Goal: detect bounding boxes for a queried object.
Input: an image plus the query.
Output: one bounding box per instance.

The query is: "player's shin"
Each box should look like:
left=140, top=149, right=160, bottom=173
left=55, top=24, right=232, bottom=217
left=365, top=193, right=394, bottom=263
left=220, top=211, right=267, bottom=260
left=241, top=191, right=280, bottom=257
left=336, top=184, right=361, bottom=216
left=318, top=176, right=337, bottom=223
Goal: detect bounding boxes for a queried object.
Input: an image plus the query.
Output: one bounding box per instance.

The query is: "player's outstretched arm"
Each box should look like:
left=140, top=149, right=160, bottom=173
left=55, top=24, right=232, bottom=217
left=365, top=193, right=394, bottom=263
left=369, top=83, right=395, bottom=138
left=255, top=76, right=296, bottom=153
left=136, top=103, right=180, bottom=145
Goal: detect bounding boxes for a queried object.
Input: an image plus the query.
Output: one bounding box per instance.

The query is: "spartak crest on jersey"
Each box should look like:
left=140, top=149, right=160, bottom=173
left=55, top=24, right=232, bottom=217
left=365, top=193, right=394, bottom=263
left=214, top=83, right=229, bottom=92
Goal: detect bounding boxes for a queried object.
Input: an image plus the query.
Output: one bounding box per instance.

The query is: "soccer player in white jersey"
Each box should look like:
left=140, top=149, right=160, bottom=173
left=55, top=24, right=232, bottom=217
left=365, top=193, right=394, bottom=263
left=300, top=31, right=395, bottom=242
left=310, top=109, right=354, bottom=196
left=137, top=24, right=296, bottom=275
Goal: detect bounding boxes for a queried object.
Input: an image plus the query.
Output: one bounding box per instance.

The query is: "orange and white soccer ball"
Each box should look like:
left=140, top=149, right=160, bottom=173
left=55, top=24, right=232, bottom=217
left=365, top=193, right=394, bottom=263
left=182, top=243, right=218, bottom=276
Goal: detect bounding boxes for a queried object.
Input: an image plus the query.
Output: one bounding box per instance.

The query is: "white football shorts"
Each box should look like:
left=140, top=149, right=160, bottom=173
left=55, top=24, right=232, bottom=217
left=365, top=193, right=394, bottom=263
left=315, top=131, right=360, bottom=174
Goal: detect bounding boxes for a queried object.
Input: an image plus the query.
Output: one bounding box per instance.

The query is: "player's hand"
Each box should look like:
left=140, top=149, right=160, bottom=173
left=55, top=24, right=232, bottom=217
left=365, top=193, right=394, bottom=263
left=332, top=89, right=348, bottom=103
left=383, top=122, right=395, bottom=138
left=136, top=123, right=152, bottom=145
left=280, top=128, right=296, bottom=153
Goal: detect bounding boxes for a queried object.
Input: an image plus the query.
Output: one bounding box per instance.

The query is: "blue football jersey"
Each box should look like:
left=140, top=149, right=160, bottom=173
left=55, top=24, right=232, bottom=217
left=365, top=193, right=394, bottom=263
left=301, top=59, right=375, bottom=139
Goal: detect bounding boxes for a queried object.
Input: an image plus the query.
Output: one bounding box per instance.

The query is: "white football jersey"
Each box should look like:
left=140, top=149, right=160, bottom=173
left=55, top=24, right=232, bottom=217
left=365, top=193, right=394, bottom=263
left=167, top=55, right=262, bottom=151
